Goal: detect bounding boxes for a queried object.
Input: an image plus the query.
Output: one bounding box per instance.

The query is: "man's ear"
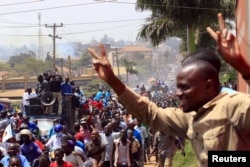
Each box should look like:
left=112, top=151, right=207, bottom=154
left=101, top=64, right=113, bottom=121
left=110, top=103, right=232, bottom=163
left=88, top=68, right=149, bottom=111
left=206, top=79, right=214, bottom=91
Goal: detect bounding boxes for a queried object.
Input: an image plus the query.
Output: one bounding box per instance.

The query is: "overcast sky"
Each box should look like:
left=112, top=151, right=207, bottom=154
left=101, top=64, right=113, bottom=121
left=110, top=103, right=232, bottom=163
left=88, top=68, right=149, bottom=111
left=0, top=0, right=151, bottom=47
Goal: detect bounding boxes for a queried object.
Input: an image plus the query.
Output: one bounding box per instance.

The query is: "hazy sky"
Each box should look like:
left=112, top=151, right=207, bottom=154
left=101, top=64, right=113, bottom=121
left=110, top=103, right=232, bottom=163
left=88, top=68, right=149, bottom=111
left=0, top=0, right=151, bottom=47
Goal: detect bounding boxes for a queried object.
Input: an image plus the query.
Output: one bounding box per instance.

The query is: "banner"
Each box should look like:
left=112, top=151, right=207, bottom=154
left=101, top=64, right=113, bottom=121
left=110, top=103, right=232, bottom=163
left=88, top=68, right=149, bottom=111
left=2, top=124, right=13, bottom=142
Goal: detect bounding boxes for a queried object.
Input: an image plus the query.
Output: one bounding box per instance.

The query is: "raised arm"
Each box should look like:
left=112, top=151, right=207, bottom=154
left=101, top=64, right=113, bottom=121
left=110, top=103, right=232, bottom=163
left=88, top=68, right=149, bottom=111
left=207, top=13, right=250, bottom=79
left=88, top=44, right=126, bottom=95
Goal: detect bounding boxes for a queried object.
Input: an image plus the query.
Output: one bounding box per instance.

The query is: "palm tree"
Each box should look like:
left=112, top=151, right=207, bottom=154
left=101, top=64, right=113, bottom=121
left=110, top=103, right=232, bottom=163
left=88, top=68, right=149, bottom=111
left=122, top=58, right=138, bottom=83
left=135, top=0, right=236, bottom=52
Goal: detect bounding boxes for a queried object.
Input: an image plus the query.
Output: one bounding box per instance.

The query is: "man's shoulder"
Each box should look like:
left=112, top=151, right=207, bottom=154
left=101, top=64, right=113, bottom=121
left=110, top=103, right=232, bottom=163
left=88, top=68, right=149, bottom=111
left=86, top=141, right=93, bottom=146
left=1, top=155, right=9, bottom=161
left=19, top=154, right=28, bottom=160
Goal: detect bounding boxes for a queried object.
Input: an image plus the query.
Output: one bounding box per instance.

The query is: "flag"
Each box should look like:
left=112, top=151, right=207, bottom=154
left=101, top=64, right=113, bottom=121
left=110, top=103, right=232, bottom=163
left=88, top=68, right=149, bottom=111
left=2, top=124, right=13, bottom=142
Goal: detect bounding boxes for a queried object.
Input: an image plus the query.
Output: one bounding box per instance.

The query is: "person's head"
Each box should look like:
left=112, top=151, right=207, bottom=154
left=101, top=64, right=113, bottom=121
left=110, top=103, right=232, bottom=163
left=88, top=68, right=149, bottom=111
left=53, top=118, right=60, bottom=125
left=73, top=122, right=81, bottom=132
left=38, top=154, right=51, bottom=167
left=26, top=87, right=32, bottom=94
left=91, top=130, right=100, bottom=143
left=51, top=75, right=56, bottom=81
left=70, top=80, right=75, bottom=86
left=54, top=148, right=64, bottom=163
left=54, top=124, right=63, bottom=133
left=127, top=129, right=134, bottom=140
left=0, top=110, right=7, bottom=119
left=181, top=48, right=221, bottom=73
left=65, top=77, right=70, bottom=83
left=176, top=60, right=220, bottom=113
left=9, top=156, right=22, bottom=167
left=80, top=118, right=88, bottom=128
left=23, top=116, right=30, bottom=124
left=113, top=112, right=120, bottom=122
left=120, top=129, right=127, bottom=140
left=61, top=125, right=68, bottom=134
left=75, top=86, right=80, bottom=93
left=104, top=124, right=112, bottom=136
left=133, top=119, right=141, bottom=127
left=20, top=129, right=32, bottom=143
left=61, top=139, right=74, bottom=155
left=7, top=143, right=19, bottom=157
left=127, top=120, right=135, bottom=130
left=37, top=74, right=44, bottom=82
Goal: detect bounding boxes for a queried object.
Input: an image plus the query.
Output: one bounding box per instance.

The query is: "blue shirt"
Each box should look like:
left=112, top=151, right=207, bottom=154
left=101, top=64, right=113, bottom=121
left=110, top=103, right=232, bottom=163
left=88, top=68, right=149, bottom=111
left=28, top=122, right=39, bottom=135
left=221, top=86, right=237, bottom=94
left=60, top=82, right=72, bottom=96
left=20, top=142, right=42, bottom=163
left=76, top=140, right=86, bottom=152
left=1, top=155, right=31, bottom=167
left=0, top=103, right=4, bottom=111
left=93, top=91, right=103, bottom=101
left=133, top=129, right=142, bottom=143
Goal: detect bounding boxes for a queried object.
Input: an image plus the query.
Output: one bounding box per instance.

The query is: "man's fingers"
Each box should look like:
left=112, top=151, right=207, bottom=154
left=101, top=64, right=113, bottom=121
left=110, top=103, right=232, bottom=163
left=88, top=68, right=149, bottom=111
left=99, top=44, right=107, bottom=57
left=206, top=27, right=218, bottom=41
left=218, top=13, right=225, bottom=32
left=222, top=28, right=228, bottom=39
left=88, top=48, right=100, bottom=59
left=216, top=31, right=222, bottom=46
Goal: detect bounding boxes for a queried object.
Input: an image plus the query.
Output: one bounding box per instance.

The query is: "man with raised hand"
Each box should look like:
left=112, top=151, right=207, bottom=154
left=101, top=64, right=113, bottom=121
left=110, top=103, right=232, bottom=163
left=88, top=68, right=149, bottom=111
left=88, top=13, right=250, bottom=167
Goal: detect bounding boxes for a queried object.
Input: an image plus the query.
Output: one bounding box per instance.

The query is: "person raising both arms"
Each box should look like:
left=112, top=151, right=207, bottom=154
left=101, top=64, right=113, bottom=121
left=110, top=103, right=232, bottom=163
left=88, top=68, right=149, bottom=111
left=87, top=13, right=250, bottom=167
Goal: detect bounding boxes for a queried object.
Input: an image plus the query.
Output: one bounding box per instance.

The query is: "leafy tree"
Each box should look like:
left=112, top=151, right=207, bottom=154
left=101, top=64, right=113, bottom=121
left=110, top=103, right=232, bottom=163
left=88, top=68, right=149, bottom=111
left=82, top=79, right=110, bottom=98
left=136, top=0, right=235, bottom=51
left=79, top=51, right=92, bottom=67
left=8, top=51, right=37, bottom=69
left=122, top=58, right=138, bottom=82
left=0, top=62, right=11, bottom=71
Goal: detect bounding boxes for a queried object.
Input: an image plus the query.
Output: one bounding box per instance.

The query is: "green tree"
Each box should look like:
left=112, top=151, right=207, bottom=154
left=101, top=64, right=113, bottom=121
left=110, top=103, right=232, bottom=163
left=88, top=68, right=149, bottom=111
left=122, top=58, right=138, bottom=82
left=136, top=0, right=235, bottom=51
left=0, top=62, right=11, bottom=71
left=79, top=51, right=92, bottom=67
left=82, top=79, right=110, bottom=98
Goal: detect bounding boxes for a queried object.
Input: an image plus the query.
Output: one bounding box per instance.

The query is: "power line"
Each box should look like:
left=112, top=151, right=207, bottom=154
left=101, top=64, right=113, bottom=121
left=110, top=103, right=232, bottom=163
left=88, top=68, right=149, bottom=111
left=60, top=22, right=143, bottom=35
left=111, top=1, right=234, bottom=11
left=0, top=0, right=44, bottom=7
left=0, top=21, right=143, bottom=37
left=0, top=1, right=103, bottom=15
left=0, top=18, right=147, bottom=29
left=0, top=19, right=37, bottom=25
left=0, top=1, right=233, bottom=16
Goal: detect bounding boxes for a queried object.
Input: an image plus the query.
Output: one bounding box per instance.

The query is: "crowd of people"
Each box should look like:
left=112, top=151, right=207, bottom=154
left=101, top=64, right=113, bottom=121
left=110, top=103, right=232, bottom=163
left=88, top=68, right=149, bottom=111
left=0, top=82, right=184, bottom=167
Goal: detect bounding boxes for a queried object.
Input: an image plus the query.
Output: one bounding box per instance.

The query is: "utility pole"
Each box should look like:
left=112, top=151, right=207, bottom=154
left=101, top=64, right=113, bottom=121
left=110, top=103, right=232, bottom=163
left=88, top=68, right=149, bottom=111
left=112, top=48, right=120, bottom=77
left=68, top=55, right=71, bottom=79
left=37, top=13, right=43, bottom=59
left=61, top=58, right=64, bottom=77
left=45, top=23, right=63, bottom=71
left=115, top=47, right=120, bottom=77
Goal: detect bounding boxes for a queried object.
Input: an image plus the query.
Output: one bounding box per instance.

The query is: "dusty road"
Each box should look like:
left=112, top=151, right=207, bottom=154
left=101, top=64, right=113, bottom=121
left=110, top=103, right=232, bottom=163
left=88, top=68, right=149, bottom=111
left=144, top=156, right=158, bottom=167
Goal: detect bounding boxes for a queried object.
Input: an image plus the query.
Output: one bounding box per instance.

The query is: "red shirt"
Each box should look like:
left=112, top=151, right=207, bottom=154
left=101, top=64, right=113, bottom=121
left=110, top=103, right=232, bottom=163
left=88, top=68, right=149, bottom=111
left=35, top=139, right=45, bottom=151
left=75, top=132, right=84, bottom=142
left=50, top=161, right=73, bottom=167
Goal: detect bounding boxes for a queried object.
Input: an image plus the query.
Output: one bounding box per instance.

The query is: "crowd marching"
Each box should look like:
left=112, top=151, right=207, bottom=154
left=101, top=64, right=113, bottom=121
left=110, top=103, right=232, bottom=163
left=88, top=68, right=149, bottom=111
left=0, top=70, right=186, bottom=167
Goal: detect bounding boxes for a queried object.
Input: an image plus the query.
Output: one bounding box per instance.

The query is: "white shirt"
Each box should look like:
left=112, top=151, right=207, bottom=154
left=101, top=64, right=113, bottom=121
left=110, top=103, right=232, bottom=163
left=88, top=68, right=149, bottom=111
left=22, top=92, right=37, bottom=106
left=45, top=132, right=65, bottom=150
left=74, top=146, right=87, bottom=161
left=64, top=152, right=84, bottom=167
left=99, top=132, right=120, bottom=161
